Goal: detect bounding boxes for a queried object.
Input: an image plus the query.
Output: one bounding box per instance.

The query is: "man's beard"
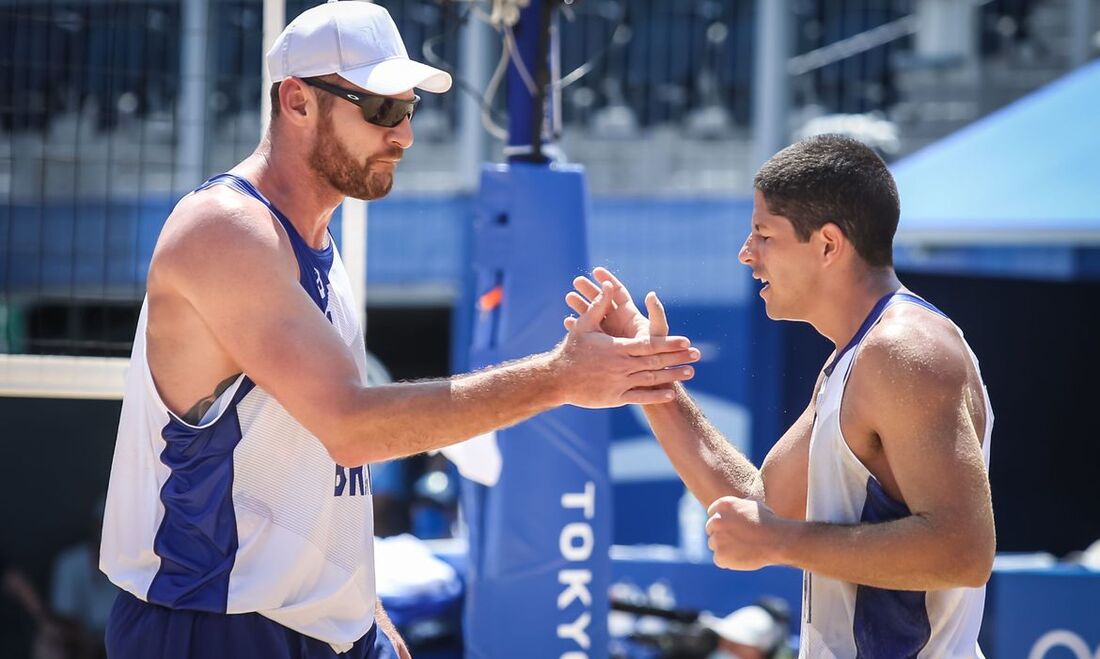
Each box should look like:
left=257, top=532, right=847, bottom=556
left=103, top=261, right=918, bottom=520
left=308, top=112, right=400, bottom=200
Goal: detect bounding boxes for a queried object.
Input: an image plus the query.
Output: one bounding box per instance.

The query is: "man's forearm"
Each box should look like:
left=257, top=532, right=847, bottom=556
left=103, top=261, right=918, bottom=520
left=328, top=351, right=564, bottom=466
left=776, top=515, right=992, bottom=591
left=644, top=384, right=763, bottom=506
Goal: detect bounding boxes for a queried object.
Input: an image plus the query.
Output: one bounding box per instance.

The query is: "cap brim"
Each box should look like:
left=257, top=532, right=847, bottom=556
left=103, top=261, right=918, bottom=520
left=342, top=58, right=452, bottom=96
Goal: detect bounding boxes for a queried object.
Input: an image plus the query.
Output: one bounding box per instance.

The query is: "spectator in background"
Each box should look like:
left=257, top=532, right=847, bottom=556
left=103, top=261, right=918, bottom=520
left=701, top=597, right=793, bottom=659
left=2, top=556, right=48, bottom=626
left=1, top=554, right=79, bottom=659
left=49, top=500, right=117, bottom=659
left=410, top=454, right=458, bottom=539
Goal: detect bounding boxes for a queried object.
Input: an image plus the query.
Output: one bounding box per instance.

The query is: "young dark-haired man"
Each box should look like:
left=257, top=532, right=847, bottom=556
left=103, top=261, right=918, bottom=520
left=566, top=135, right=994, bottom=658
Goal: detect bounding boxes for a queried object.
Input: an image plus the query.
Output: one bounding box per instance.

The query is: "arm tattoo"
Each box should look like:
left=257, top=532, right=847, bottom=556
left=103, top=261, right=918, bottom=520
left=180, top=373, right=240, bottom=425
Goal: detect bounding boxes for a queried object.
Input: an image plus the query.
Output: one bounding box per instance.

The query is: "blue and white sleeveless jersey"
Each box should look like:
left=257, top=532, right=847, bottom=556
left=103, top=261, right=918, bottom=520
left=800, top=291, right=993, bottom=659
left=100, top=174, right=376, bottom=652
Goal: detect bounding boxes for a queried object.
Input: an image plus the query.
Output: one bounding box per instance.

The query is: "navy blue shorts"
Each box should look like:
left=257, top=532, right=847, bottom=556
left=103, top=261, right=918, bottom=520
left=106, top=591, right=399, bottom=659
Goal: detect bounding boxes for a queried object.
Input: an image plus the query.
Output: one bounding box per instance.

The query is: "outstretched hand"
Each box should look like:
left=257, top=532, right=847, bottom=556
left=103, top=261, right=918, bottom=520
left=553, top=280, right=698, bottom=408
left=564, top=266, right=670, bottom=339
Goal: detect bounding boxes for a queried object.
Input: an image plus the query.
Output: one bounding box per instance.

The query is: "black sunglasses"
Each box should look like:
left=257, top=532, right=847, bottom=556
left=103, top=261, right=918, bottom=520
left=301, top=77, right=420, bottom=128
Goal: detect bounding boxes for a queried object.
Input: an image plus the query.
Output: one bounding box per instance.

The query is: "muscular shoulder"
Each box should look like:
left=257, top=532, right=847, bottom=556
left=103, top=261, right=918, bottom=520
left=150, top=186, right=295, bottom=293
left=852, top=303, right=971, bottom=406
left=157, top=186, right=284, bottom=259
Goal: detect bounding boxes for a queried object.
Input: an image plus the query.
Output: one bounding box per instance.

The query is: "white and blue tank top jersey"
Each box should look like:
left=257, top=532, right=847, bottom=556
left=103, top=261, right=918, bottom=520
left=800, top=291, right=993, bottom=659
left=100, top=173, right=376, bottom=653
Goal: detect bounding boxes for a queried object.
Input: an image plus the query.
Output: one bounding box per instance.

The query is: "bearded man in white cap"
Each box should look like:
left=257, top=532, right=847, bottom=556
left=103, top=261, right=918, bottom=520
left=98, top=2, right=700, bottom=658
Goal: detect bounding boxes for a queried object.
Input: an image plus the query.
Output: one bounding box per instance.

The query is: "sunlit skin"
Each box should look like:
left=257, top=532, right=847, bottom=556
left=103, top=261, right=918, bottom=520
left=135, top=78, right=422, bottom=657
left=564, top=186, right=994, bottom=592
left=147, top=63, right=699, bottom=467
left=145, top=76, right=416, bottom=417
left=240, top=74, right=415, bottom=249
left=142, top=72, right=700, bottom=658
left=304, top=75, right=411, bottom=203
left=739, top=189, right=902, bottom=350
left=738, top=189, right=826, bottom=322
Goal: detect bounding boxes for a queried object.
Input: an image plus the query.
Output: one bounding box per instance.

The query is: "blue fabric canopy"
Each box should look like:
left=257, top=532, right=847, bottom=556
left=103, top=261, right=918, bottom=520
left=892, top=59, right=1100, bottom=245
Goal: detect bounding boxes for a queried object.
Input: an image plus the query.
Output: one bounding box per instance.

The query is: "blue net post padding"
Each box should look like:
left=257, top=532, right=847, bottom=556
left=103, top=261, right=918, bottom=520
left=460, top=162, right=611, bottom=658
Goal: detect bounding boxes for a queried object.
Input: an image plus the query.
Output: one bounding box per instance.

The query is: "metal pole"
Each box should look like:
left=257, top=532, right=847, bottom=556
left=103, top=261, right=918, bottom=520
left=342, top=1, right=370, bottom=330
left=914, top=0, right=978, bottom=63
left=504, top=0, right=557, bottom=163
left=1070, top=0, right=1092, bottom=68
left=458, top=6, right=492, bottom=190
left=178, top=0, right=209, bottom=191
left=751, top=0, right=790, bottom=172
left=260, top=0, right=285, bottom=136
left=341, top=198, right=368, bottom=331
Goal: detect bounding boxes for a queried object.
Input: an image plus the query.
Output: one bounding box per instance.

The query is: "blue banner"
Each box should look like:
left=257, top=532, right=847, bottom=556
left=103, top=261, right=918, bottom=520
left=982, top=565, right=1100, bottom=658
left=461, top=163, right=612, bottom=658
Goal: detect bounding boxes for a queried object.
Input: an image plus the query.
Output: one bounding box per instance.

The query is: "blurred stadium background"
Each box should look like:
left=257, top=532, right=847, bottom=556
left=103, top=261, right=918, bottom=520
left=2, top=0, right=1095, bottom=345
left=1, top=0, right=1099, bottom=657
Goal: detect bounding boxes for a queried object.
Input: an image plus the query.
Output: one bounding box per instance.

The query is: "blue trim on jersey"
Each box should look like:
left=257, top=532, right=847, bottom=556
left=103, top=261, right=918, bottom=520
left=196, top=173, right=335, bottom=313
left=888, top=292, right=946, bottom=319
left=853, top=478, right=931, bottom=658
left=824, top=291, right=947, bottom=376
left=147, top=380, right=256, bottom=612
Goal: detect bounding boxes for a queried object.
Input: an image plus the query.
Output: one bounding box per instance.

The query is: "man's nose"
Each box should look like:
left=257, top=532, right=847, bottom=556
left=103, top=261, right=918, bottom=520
left=738, top=235, right=754, bottom=265
left=390, top=117, right=413, bottom=149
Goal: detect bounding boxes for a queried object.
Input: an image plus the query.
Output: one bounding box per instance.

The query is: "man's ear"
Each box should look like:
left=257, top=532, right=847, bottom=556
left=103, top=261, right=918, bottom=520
left=279, top=77, right=313, bottom=125
left=818, top=222, right=847, bottom=265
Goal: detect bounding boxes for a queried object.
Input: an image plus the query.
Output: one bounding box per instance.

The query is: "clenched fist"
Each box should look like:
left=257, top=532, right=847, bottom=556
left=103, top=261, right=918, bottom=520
left=705, top=495, right=794, bottom=571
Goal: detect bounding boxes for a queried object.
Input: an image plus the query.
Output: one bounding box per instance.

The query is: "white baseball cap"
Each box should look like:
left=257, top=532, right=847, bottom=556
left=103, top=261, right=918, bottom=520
left=266, top=0, right=452, bottom=96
